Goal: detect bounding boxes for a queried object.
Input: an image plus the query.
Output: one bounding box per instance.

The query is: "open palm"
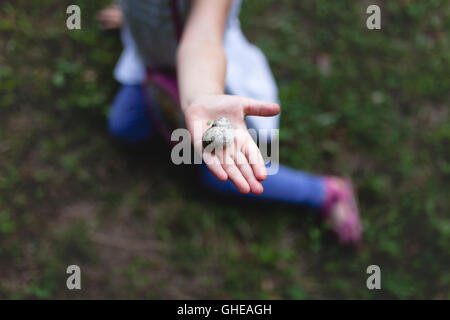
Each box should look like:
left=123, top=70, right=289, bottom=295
left=184, top=94, right=280, bottom=194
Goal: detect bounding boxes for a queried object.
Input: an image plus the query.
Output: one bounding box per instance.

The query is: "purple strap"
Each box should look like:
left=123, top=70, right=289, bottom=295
left=144, top=0, right=183, bottom=144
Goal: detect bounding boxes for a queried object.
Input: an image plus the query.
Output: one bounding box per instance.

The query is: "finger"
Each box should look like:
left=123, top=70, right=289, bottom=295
left=97, top=16, right=117, bottom=28
left=243, top=98, right=280, bottom=117
left=203, top=151, right=228, bottom=182
left=100, top=21, right=115, bottom=29
left=101, top=22, right=119, bottom=30
left=243, top=139, right=267, bottom=181
left=96, top=10, right=115, bottom=20
left=187, top=118, right=208, bottom=154
left=233, top=152, right=264, bottom=195
left=97, top=11, right=121, bottom=23
left=97, top=5, right=120, bottom=16
left=216, top=150, right=250, bottom=194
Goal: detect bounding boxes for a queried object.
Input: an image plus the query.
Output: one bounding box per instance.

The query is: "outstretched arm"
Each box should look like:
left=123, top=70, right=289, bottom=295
left=176, top=0, right=280, bottom=194
left=177, top=0, right=229, bottom=109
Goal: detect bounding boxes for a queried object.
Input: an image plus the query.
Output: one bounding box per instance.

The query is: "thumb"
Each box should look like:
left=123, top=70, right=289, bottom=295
left=242, top=97, right=280, bottom=117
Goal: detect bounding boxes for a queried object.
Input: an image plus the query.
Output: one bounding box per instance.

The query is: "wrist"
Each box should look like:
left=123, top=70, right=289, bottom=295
left=181, top=92, right=223, bottom=116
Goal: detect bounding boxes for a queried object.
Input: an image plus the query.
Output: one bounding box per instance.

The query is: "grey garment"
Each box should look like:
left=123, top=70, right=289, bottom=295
left=118, top=0, right=188, bottom=68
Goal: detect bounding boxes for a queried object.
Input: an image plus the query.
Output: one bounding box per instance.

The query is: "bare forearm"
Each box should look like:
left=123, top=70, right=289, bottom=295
left=176, top=0, right=231, bottom=113
left=177, top=40, right=226, bottom=112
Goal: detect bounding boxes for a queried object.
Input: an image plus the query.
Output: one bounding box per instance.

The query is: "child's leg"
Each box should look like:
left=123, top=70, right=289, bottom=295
left=203, top=37, right=327, bottom=209
left=201, top=163, right=325, bottom=209
left=108, top=84, right=153, bottom=143
left=199, top=134, right=362, bottom=244
left=199, top=101, right=327, bottom=209
left=199, top=110, right=361, bottom=244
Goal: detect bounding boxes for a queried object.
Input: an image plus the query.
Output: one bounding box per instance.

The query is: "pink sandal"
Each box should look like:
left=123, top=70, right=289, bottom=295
left=322, top=177, right=363, bottom=245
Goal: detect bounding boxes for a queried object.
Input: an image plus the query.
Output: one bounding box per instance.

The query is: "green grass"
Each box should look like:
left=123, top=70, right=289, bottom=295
left=0, top=0, right=448, bottom=299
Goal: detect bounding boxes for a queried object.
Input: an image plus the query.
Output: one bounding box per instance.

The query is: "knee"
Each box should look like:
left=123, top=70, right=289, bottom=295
left=107, top=85, right=152, bottom=143
left=200, top=164, right=223, bottom=190
left=200, top=164, right=236, bottom=194
left=108, top=111, right=152, bottom=143
left=200, top=164, right=215, bottom=187
left=108, top=113, right=133, bottom=140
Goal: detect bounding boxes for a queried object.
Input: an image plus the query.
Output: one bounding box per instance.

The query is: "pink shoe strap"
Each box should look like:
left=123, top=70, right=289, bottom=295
left=322, top=177, right=354, bottom=216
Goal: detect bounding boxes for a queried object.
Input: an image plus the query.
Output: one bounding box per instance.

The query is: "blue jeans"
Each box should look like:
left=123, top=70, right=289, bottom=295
left=108, top=84, right=326, bottom=209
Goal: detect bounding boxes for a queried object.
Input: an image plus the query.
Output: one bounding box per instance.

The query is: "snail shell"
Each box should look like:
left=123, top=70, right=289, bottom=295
left=202, top=117, right=235, bottom=149
left=212, top=117, right=233, bottom=129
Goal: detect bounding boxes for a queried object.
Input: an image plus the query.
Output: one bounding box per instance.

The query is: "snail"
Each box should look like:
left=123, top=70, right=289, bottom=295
left=202, top=117, right=235, bottom=150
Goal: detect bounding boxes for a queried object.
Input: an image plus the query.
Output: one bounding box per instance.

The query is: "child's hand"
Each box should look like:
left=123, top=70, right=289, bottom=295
left=184, top=94, right=280, bottom=194
left=96, top=4, right=123, bottom=30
